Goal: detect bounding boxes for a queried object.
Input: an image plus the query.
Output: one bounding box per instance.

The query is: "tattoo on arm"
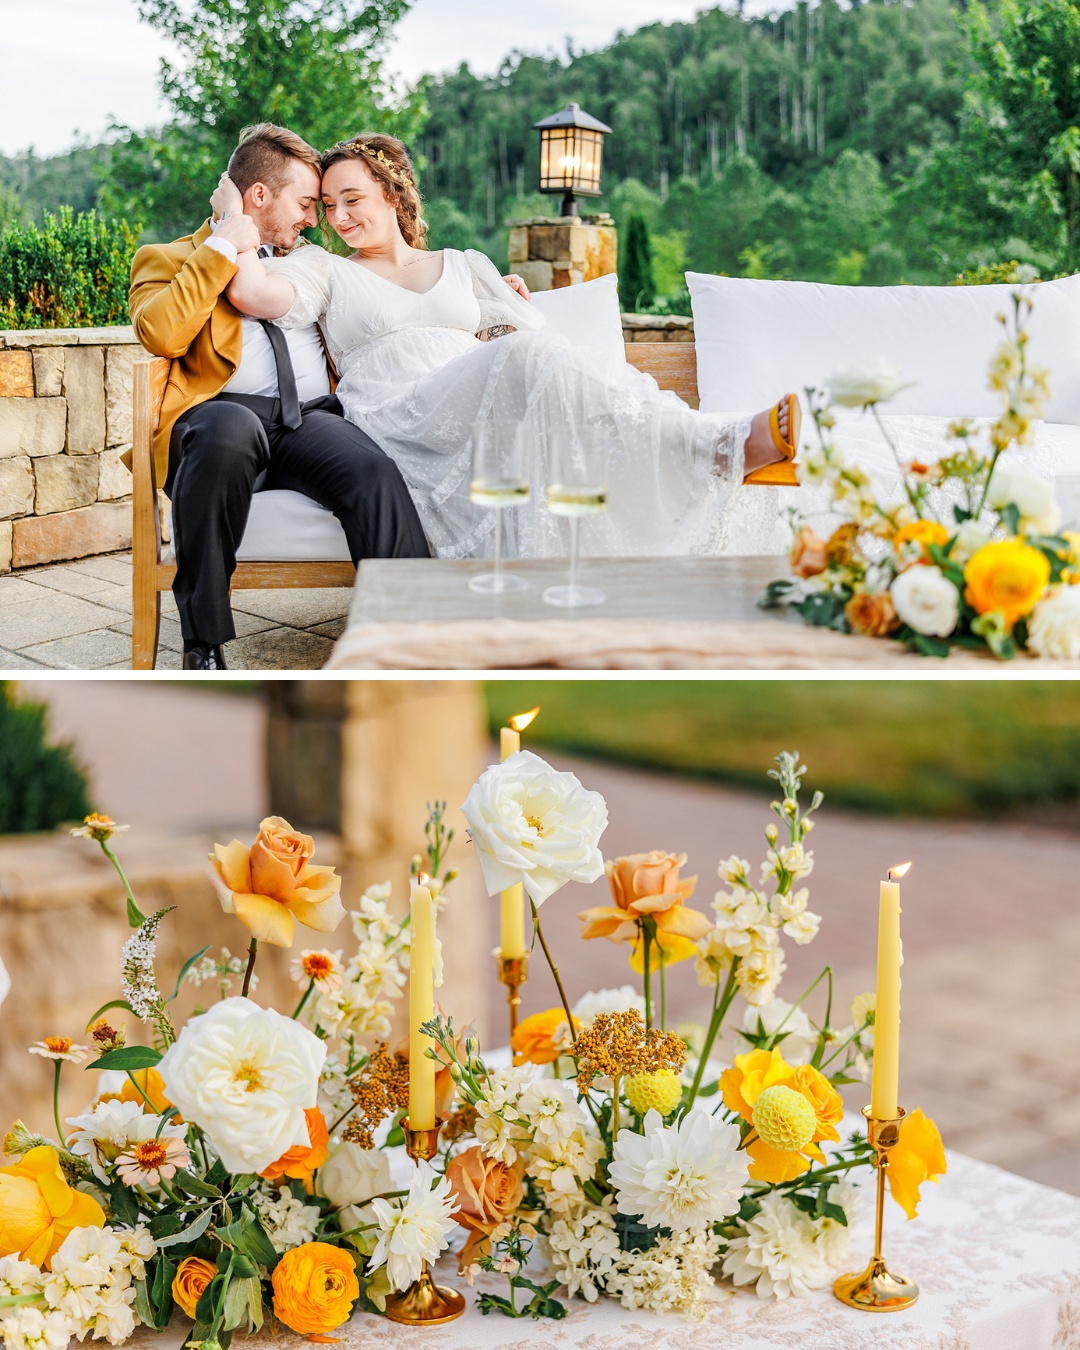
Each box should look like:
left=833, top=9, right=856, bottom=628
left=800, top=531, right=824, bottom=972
left=478, top=324, right=516, bottom=342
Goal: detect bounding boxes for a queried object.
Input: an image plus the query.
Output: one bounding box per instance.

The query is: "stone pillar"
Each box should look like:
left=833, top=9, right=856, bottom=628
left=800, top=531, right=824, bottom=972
left=340, top=681, right=493, bottom=1043
left=506, top=214, right=618, bottom=292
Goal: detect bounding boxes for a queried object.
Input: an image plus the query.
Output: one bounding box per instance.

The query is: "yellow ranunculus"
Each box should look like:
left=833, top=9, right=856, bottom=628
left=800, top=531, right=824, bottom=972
left=888, top=1108, right=946, bottom=1219
left=172, top=1256, right=218, bottom=1320
left=511, top=1008, right=577, bottom=1066
left=964, top=540, right=1051, bottom=627
left=0, top=1145, right=106, bottom=1268
left=271, top=1241, right=359, bottom=1335
left=207, top=816, right=345, bottom=948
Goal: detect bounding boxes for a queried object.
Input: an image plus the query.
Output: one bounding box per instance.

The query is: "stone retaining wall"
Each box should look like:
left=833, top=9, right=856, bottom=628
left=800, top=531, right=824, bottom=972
left=0, top=326, right=143, bottom=572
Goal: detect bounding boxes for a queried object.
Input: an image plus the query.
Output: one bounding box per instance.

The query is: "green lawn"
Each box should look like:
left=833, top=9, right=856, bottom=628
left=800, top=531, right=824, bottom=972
left=484, top=681, right=1080, bottom=818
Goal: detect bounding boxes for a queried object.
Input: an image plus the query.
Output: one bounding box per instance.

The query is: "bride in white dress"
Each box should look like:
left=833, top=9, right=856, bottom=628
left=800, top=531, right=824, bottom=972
left=224, top=134, right=796, bottom=560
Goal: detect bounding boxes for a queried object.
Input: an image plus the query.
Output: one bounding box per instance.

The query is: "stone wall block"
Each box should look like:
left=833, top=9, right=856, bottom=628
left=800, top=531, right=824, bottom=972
left=62, top=346, right=106, bottom=455
left=0, top=457, right=34, bottom=519
left=0, top=351, right=34, bottom=398
left=32, top=349, right=64, bottom=397
left=12, top=500, right=131, bottom=568
left=0, top=520, right=11, bottom=572
left=34, top=453, right=100, bottom=514
left=506, top=227, right=528, bottom=264
left=519, top=260, right=554, bottom=293
left=529, top=223, right=572, bottom=262
left=0, top=398, right=66, bottom=459
left=105, top=346, right=138, bottom=448
left=98, top=445, right=133, bottom=501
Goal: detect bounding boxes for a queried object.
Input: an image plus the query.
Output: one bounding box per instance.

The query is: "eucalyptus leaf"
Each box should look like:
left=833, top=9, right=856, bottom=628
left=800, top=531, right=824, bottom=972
left=156, top=1205, right=214, bottom=1249
left=174, top=1169, right=222, bottom=1198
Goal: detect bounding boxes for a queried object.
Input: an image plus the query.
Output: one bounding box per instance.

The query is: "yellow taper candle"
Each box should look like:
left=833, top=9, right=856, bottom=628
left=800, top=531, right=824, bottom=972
left=408, top=877, right=437, bottom=1130
left=870, top=862, right=910, bottom=1120
left=498, top=708, right=539, bottom=960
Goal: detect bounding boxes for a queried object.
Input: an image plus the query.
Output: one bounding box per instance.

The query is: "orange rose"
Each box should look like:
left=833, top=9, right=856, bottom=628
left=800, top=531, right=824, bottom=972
left=171, top=1256, right=217, bottom=1320
left=844, top=589, right=899, bottom=637
left=445, top=1146, right=525, bottom=1268
left=271, top=1242, right=359, bottom=1336
left=207, top=815, right=344, bottom=948
left=0, top=1145, right=106, bottom=1268
left=261, top=1107, right=330, bottom=1183
left=790, top=526, right=829, bottom=578
left=579, top=852, right=711, bottom=961
left=511, top=1008, right=577, bottom=1065
left=894, top=520, right=950, bottom=563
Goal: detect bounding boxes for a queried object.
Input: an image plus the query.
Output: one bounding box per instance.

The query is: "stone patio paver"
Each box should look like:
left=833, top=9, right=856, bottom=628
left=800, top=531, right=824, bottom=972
left=0, top=551, right=350, bottom=670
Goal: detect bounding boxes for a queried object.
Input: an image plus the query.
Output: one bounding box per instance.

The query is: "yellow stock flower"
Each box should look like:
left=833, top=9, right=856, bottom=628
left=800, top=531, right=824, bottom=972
left=0, top=1146, right=106, bottom=1268
left=964, top=540, right=1050, bottom=627
left=888, top=1108, right=946, bottom=1219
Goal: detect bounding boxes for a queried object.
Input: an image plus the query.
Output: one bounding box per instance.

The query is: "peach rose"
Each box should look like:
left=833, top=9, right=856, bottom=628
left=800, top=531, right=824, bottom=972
left=790, top=526, right=829, bottom=578
left=271, top=1242, right=359, bottom=1336
left=579, top=852, right=711, bottom=953
left=445, top=1146, right=525, bottom=1268
left=171, top=1256, right=217, bottom=1320
left=260, top=1106, right=330, bottom=1184
left=207, top=815, right=344, bottom=948
left=844, top=589, right=899, bottom=637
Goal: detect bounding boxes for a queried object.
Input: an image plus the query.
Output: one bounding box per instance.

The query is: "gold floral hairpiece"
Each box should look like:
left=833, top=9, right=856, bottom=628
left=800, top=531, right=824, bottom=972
left=341, top=138, right=408, bottom=186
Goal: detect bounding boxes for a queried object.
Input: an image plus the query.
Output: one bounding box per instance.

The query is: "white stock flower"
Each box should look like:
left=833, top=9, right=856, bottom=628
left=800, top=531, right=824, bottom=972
left=736, top=945, right=787, bottom=1006
left=890, top=565, right=960, bottom=638
left=742, top=999, right=816, bottom=1065
left=318, top=1141, right=392, bottom=1210
left=0, top=1308, right=71, bottom=1350
left=527, top=1130, right=606, bottom=1209
left=473, top=1066, right=533, bottom=1163
left=986, top=458, right=1060, bottom=535
left=571, top=985, right=646, bottom=1026
left=544, top=1205, right=620, bottom=1302
left=1028, top=586, right=1080, bottom=659
left=516, top=1079, right=587, bottom=1149
left=368, top=1160, right=458, bottom=1292
left=775, top=888, right=821, bottom=946
left=721, top=1191, right=828, bottom=1298
left=114, top=1228, right=154, bottom=1282
left=253, top=1187, right=320, bottom=1253
left=461, top=750, right=608, bottom=905
left=605, top=1228, right=720, bottom=1321
left=65, top=1101, right=186, bottom=1184
left=0, top=1257, right=43, bottom=1298
left=762, top=844, right=813, bottom=883
left=828, top=360, right=906, bottom=408
left=158, top=997, right=325, bottom=1173
left=608, top=1109, right=748, bottom=1232
left=41, top=1226, right=141, bottom=1344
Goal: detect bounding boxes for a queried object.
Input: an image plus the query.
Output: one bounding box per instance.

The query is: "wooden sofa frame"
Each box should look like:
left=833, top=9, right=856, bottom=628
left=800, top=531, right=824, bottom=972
left=130, top=342, right=705, bottom=668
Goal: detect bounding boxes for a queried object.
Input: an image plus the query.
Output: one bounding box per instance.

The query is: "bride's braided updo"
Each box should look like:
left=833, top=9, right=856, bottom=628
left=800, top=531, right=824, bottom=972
left=321, top=134, right=428, bottom=248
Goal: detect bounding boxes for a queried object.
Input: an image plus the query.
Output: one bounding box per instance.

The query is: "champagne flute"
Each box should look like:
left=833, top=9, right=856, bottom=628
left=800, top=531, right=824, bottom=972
left=542, top=427, right=607, bottom=608
left=468, top=422, right=530, bottom=594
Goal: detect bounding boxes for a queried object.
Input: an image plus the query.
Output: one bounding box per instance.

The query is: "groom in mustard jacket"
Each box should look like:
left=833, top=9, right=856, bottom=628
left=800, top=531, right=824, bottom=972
left=129, top=122, right=430, bottom=670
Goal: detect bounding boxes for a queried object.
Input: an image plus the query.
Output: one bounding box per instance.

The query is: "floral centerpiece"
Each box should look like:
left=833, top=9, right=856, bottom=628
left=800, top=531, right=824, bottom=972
left=765, top=286, right=1080, bottom=659
left=0, top=754, right=946, bottom=1345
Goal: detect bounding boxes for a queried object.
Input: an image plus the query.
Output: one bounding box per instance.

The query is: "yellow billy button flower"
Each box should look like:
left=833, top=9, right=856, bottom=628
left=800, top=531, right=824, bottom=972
left=888, top=1108, right=947, bottom=1219
left=752, top=1085, right=816, bottom=1152
left=964, top=540, right=1051, bottom=628
left=624, top=1068, right=683, bottom=1118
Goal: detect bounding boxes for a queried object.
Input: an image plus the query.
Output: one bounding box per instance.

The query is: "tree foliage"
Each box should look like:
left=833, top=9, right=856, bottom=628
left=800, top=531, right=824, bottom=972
left=619, top=213, right=656, bottom=311
left=0, top=683, right=92, bottom=835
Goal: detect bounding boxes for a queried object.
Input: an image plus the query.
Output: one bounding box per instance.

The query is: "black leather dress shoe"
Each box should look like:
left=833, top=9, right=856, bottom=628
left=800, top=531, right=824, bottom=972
left=182, top=643, right=227, bottom=670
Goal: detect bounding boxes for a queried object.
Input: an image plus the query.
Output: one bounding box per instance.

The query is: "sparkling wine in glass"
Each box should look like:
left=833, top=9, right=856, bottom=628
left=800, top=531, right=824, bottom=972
left=543, top=431, right=607, bottom=608
left=468, top=424, right=530, bottom=594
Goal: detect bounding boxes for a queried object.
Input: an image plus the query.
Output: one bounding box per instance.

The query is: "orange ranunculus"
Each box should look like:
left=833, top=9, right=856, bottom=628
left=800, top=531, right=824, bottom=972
left=887, top=1108, right=946, bottom=1219
left=964, top=540, right=1051, bottom=628
left=790, top=526, right=829, bottom=578
left=445, top=1146, right=525, bottom=1269
left=121, top=1067, right=178, bottom=1119
left=0, top=1145, right=106, bottom=1268
left=261, top=1107, right=330, bottom=1183
left=171, top=1256, right=218, bottom=1319
left=579, top=852, right=711, bottom=955
left=845, top=589, right=899, bottom=637
left=271, top=1241, right=359, bottom=1335
left=207, top=815, right=344, bottom=948
left=894, top=520, right=950, bottom=562
left=791, top=1064, right=844, bottom=1145
left=511, top=1008, right=577, bottom=1066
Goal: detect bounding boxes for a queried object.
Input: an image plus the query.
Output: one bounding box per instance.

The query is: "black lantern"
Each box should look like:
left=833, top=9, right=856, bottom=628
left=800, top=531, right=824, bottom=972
left=533, top=103, right=612, bottom=217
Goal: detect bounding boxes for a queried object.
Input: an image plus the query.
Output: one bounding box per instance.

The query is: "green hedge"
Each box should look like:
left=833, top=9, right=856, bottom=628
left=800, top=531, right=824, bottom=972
left=0, top=208, right=140, bottom=329
left=0, top=683, right=92, bottom=834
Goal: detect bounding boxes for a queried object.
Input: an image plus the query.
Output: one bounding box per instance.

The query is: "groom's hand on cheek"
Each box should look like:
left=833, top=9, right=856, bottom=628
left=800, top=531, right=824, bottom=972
left=216, top=214, right=261, bottom=254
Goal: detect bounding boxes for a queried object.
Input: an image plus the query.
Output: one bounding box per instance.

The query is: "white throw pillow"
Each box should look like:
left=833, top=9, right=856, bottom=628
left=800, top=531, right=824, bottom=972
left=687, top=273, right=1080, bottom=425
left=528, top=273, right=625, bottom=362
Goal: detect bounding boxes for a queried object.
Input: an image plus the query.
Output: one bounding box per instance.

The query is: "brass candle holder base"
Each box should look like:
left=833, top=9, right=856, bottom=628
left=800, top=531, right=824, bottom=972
left=384, top=1116, right=465, bottom=1325
left=834, top=1107, right=919, bottom=1313
left=495, top=949, right=529, bottom=1040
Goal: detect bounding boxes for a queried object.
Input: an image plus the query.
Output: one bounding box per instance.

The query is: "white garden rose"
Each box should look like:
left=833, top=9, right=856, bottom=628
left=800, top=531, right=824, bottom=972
left=1027, top=585, right=1080, bottom=659
left=158, top=997, right=324, bottom=1173
left=986, top=458, right=1060, bottom=535
left=827, top=359, right=906, bottom=408
left=461, top=750, right=608, bottom=905
left=890, top=565, right=959, bottom=638
left=317, top=1141, right=392, bottom=1210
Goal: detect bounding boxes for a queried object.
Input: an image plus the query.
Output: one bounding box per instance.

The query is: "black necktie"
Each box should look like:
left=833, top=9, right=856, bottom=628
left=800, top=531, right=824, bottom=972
left=259, top=319, right=302, bottom=430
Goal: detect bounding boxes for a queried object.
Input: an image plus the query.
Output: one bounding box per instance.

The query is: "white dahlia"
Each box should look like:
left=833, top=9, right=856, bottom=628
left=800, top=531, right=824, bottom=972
left=721, top=1191, right=828, bottom=1298
left=368, top=1160, right=458, bottom=1292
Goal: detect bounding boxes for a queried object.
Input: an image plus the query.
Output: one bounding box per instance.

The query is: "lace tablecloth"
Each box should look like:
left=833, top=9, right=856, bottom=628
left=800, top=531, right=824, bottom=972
left=133, top=1148, right=1080, bottom=1350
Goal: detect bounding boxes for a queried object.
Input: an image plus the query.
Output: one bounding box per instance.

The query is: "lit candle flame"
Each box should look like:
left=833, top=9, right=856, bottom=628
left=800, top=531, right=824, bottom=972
left=416, top=871, right=431, bottom=887
left=508, top=706, right=541, bottom=733
left=888, top=862, right=912, bottom=881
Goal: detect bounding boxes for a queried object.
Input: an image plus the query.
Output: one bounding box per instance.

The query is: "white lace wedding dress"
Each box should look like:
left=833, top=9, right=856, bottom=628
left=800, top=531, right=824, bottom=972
left=268, top=245, right=767, bottom=559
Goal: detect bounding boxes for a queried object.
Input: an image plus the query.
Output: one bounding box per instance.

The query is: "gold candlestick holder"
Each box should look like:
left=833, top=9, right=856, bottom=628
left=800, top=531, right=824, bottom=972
left=495, top=949, right=529, bottom=1041
left=834, top=1107, right=919, bottom=1313
left=383, top=1117, right=466, bottom=1326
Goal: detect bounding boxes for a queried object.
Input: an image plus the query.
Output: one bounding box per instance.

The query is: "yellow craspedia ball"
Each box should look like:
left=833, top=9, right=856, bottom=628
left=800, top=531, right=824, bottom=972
left=752, top=1084, right=816, bottom=1152
left=624, top=1069, right=683, bottom=1117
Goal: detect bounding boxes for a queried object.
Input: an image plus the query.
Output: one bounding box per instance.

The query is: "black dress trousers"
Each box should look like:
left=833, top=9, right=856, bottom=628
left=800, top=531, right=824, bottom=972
left=166, top=392, right=431, bottom=646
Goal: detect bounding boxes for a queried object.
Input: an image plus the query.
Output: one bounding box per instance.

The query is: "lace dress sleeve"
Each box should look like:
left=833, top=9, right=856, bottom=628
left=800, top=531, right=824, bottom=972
left=265, top=246, right=334, bottom=329
left=465, top=249, right=546, bottom=334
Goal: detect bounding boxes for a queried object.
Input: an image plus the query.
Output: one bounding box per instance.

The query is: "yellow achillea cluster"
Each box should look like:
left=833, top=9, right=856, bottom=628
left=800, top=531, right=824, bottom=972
left=343, top=1043, right=410, bottom=1149
left=573, top=1010, right=685, bottom=1096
